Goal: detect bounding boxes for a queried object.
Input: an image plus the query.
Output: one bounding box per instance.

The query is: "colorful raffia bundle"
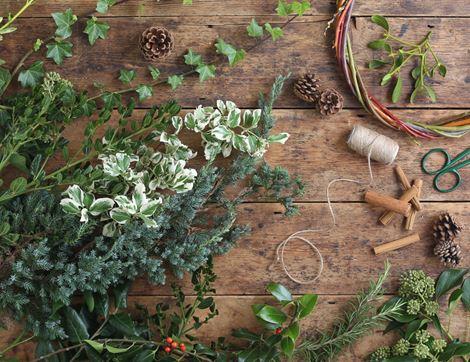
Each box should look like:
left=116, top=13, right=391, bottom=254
left=332, top=0, right=470, bottom=139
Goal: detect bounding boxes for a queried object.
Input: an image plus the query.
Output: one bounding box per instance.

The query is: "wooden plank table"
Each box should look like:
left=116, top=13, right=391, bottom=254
left=0, top=0, right=469, bottom=360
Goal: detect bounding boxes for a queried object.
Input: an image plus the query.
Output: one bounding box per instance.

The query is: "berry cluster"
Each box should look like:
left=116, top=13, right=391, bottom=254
left=163, top=337, right=186, bottom=354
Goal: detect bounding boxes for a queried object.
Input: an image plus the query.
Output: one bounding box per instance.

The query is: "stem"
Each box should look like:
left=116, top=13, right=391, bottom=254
left=386, top=33, right=417, bottom=48
left=0, top=0, right=36, bottom=33
left=0, top=334, right=34, bottom=355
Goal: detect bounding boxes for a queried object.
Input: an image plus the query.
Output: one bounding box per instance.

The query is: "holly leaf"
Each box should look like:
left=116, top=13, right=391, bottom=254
left=264, top=23, right=283, bottom=41
left=52, top=8, right=78, bottom=39
left=18, top=61, right=44, bottom=88
left=215, top=38, right=245, bottom=67
left=84, top=17, right=110, bottom=45
left=167, top=75, right=184, bottom=90
left=46, top=41, right=73, bottom=65
left=196, top=64, right=216, bottom=82
left=184, top=49, right=203, bottom=66
left=148, top=65, right=160, bottom=80
left=136, top=84, right=153, bottom=101
left=96, top=0, right=117, bottom=13
left=247, top=18, right=264, bottom=37
left=118, top=69, right=136, bottom=84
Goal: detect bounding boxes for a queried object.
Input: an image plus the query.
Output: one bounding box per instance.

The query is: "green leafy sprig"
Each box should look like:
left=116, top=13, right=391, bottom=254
left=367, top=15, right=447, bottom=103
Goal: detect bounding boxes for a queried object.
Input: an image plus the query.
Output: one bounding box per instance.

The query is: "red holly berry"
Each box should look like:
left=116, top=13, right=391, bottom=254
left=165, top=337, right=173, bottom=344
left=164, top=346, right=171, bottom=353
left=171, top=341, right=178, bottom=349
left=180, top=343, right=186, bottom=352
left=275, top=328, right=282, bottom=335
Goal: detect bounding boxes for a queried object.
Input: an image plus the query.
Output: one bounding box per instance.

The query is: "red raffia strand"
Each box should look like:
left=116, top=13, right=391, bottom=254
left=333, top=0, right=470, bottom=139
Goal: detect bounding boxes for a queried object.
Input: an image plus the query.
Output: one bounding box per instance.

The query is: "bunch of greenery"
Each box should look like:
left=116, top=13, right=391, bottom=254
left=369, top=268, right=470, bottom=362
left=367, top=15, right=447, bottom=103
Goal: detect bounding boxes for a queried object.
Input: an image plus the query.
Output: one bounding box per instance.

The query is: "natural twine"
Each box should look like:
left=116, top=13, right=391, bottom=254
left=270, top=125, right=399, bottom=284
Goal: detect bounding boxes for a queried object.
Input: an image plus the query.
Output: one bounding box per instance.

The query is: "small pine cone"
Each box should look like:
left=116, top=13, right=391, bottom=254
left=316, top=88, right=344, bottom=116
left=294, top=74, right=321, bottom=103
left=140, top=26, right=174, bottom=61
left=433, top=212, right=463, bottom=243
left=434, top=240, right=462, bottom=267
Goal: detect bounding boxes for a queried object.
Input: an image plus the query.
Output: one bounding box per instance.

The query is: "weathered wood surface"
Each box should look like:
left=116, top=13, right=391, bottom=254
left=1, top=17, right=470, bottom=108
left=129, top=202, right=469, bottom=296
left=1, top=295, right=468, bottom=361
left=1, top=0, right=470, bottom=17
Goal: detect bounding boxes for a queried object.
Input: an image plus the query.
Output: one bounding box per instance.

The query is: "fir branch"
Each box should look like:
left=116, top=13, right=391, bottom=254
left=297, top=261, right=406, bottom=361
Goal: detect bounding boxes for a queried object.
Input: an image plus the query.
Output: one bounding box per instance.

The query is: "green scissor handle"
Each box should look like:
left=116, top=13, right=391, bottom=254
left=421, top=148, right=470, bottom=193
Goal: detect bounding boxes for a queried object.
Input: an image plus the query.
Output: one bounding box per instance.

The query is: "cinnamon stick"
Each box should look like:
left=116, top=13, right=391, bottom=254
left=405, top=179, right=424, bottom=231
left=374, top=233, right=420, bottom=255
left=395, top=165, right=422, bottom=211
left=378, top=185, right=419, bottom=225
left=365, top=190, right=411, bottom=217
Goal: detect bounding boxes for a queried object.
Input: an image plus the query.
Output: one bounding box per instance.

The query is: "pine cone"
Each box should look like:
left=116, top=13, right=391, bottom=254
left=433, top=212, right=463, bottom=243
left=294, top=74, right=321, bottom=103
left=316, top=88, right=344, bottom=116
left=140, top=26, right=174, bottom=62
left=434, top=240, right=462, bottom=267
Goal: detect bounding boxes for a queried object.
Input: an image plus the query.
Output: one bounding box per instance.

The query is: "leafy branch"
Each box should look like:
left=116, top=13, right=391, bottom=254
left=367, top=15, right=447, bottom=104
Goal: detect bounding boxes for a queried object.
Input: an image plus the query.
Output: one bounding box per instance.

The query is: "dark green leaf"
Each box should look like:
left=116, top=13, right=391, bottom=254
left=109, top=313, right=138, bottom=336
left=461, top=278, right=470, bottom=311
left=256, top=305, right=287, bottom=325
left=438, top=64, right=447, bottom=77
left=113, top=282, right=129, bottom=309
left=84, top=291, right=95, bottom=312
left=280, top=337, right=294, bottom=358
left=369, top=59, right=388, bottom=69
left=404, top=318, right=428, bottom=340
left=198, top=297, right=214, bottom=309
left=9, top=153, right=28, bottom=173
left=84, top=17, right=110, bottom=45
left=46, top=41, right=73, bottom=65
left=371, top=15, right=389, bottom=31
left=9, top=177, right=27, bottom=194
left=431, top=315, right=445, bottom=338
left=447, top=288, right=462, bottom=315
left=64, top=307, right=90, bottom=343
left=18, top=61, right=44, bottom=88
left=35, top=340, right=59, bottom=362
left=284, top=322, right=300, bottom=341
left=436, top=269, right=468, bottom=298
left=297, top=294, right=318, bottom=319
left=440, top=341, right=470, bottom=361
left=0, top=67, right=12, bottom=93
left=392, top=75, right=403, bottom=103
left=232, top=328, right=261, bottom=342
left=266, top=283, right=292, bottom=304
left=95, top=294, right=109, bottom=317
left=52, top=8, right=78, bottom=39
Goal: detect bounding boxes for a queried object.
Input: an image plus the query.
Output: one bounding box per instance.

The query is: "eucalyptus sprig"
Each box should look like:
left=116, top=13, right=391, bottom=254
left=368, top=15, right=447, bottom=103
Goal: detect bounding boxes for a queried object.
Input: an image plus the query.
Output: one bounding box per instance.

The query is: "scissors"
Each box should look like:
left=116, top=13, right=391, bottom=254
left=421, top=148, right=470, bottom=193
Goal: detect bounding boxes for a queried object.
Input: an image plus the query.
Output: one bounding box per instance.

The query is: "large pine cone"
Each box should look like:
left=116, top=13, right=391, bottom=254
left=434, top=240, right=462, bottom=267
left=316, top=88, right=344, bottom=116
left=140, top=26, right=174, bottom=61
left=294, top=74, right=321, bottom=103
left=433, top=212, right=463, bottom=242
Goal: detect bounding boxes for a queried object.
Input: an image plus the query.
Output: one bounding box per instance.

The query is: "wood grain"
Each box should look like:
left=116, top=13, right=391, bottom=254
left=1, top=0, right=469, bottom=17
left=1, top=295, right=467, bottom=361
left=1, top=17, right=469, bottom=108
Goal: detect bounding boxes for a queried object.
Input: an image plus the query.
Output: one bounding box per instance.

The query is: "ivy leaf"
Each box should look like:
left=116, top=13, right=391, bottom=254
left=371, top=15, right=389, bottom=31
left=136, top=84, right=153, bottom=101
left=167, top=75, right=184, bottom=90
left=148, top=65, right=160, bottom=80
left=96, top=0, right=117, bottom=13
left=118, top=69, right=136, bottom=84
left=0, top=67, right=12, bottom=93
left=392, top=75, right=403, bottom=103
left=184, top=49, right=203, bottom=66
left=46, top=41, right=73, bottom=65
left=276, top=1, right=293, bottom=16
left=215, top=38, right=245, bottom=67
left=18, top=61, right=45, bottom=88
left=247, top=18, right=264, bottom=37
left=52, top=9, right=78, bottom=39
left=264, top=23, right=283, bottom=41
left=84, top=17, right=110, bottom=45
left=291, top=0, right=311, bottom=16
left=196, top=64, right=216, bottom=82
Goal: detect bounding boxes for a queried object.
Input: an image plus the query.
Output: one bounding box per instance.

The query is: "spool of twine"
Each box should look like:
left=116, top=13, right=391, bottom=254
left=347, top=125, right=399, bottom=165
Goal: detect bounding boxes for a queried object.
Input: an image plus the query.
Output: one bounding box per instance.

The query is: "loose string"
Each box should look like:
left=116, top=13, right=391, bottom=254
left=270, top=125, right=399, bottom=284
